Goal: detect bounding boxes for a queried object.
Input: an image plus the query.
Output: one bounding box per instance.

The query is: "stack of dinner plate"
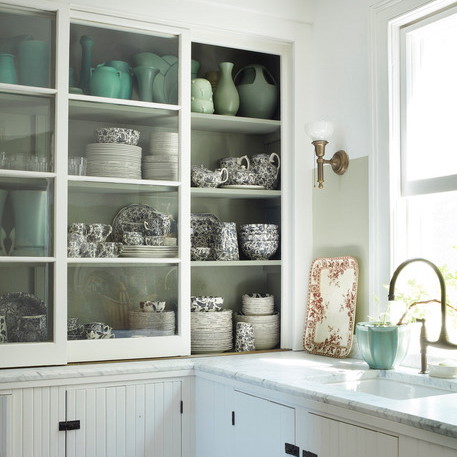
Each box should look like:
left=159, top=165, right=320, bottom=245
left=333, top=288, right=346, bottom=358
left=234, top=312, right=280, bottom=350
left=85, top=143, right=142, bottom=179
left=191, top=310, right=233, bottom=353
left=119, top=245, right=178, bottom=258
left=128, top=310, right=175, bottom=336
left=142, top=131, right=179, bottom=181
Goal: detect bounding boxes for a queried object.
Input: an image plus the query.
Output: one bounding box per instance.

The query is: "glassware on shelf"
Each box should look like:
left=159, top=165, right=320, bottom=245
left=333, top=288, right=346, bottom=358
left=68, top=156, right=87, bottom=175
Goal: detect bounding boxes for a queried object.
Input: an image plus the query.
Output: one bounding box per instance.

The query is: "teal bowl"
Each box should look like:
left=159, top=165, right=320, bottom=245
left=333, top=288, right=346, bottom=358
left=356, top=322, right=410, bottom=369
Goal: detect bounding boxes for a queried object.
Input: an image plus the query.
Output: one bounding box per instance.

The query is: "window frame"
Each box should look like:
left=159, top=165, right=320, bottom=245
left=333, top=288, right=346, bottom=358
left=370, top=0, right=457, bottom=364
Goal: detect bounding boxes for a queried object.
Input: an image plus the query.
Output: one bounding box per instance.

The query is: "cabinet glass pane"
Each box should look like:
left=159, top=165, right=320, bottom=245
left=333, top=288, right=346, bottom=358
left=0, top=395, right=8, bottom=456
left=68, top=101, right=179, bottom=181
left=0, top=177, right=53, bottom=257
left=68, top=184, right=178, bottom=258
left=0, top=93, right=54, bottom=172
left=69, top=23, right=179, bottom=104
left=68, top=264, right=178, bottom=339
left=0, top=262, right=54, bottom=343
left=0, top=6, right=55, bottom=88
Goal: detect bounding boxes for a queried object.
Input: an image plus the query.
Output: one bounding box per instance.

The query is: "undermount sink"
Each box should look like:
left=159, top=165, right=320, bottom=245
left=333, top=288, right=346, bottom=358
left=325, top=373, right=457, bottom=400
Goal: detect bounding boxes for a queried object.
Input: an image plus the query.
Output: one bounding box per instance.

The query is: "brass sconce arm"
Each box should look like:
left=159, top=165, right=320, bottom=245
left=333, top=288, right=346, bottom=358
left=311, top=140, right=349, bottom=189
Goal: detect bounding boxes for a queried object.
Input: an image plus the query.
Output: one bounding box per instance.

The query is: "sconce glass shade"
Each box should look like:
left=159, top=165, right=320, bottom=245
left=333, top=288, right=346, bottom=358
left=305, top=120, right=334, bottom=141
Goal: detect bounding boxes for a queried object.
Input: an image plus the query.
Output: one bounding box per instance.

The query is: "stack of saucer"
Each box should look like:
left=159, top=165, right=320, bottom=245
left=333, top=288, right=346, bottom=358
left=142, top=131, right=178, bottom=181
left=86, top=143, right=142, bottom=179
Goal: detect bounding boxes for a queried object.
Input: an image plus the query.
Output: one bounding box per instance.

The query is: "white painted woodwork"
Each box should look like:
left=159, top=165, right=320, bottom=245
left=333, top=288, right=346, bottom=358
left=302, top=412, right=398, bottom=457
left=400, top=435, right=457, bottom=457
left=8, top=386, right=66, bottom=457
left=65, top=380, right=182, bottom=457
left=195, top=376, right=233, bottom=457
left=232, top=390, right=296, bottom=457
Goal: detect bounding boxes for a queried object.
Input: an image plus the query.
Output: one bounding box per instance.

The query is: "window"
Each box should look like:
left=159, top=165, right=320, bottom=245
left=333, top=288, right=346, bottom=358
left=371, top=0, right=457, bottom=362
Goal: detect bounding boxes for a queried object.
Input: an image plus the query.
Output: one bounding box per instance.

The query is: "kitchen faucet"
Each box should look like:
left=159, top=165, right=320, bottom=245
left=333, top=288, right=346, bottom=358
left=388, top=257, right=457, bottom=374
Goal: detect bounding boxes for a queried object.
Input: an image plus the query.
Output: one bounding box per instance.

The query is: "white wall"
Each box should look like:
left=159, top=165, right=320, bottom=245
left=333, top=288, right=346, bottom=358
left=310, top=0, right=375, bottom=320
left=308, top=0, right=373, bottom=159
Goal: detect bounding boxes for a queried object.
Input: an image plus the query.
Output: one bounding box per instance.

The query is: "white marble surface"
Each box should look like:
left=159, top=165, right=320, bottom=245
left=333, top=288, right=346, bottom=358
left=0, top=351, right=457, bottom=439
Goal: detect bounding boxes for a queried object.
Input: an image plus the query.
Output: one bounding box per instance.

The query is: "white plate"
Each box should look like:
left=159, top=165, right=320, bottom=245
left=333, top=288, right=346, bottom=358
left=220, top=185, right=265, bottom=190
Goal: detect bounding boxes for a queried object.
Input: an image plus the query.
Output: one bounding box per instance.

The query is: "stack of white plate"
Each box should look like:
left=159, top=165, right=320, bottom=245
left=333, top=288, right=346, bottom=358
left=142, top=154, right=178, bottom=181
left=128, top=310, right=175, bottom=336
left=235, top=312, right=280, bottom=350
left=191, top=310, right=233, bottom=353
left=142, top=131, right=179, bottom=181
left=149, top=131, right=178, bottom=155
left=85, top=143, right=142, bottom=179
left=120, top=245, right=178, bottom=258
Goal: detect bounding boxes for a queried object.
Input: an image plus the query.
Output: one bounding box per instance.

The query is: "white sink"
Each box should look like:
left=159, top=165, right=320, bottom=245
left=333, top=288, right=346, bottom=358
left=326, top=374, right=456, bottom=400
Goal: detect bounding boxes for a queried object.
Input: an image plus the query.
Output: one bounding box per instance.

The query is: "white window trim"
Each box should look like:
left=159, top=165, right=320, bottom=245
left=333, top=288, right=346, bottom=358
left=370, top=0, right=457, bottom=366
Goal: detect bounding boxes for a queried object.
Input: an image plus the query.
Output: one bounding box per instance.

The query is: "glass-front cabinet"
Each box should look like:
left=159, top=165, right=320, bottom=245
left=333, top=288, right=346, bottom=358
left=66, top=10, right=189, bottom=363
left=0, top=1, right=291, bottom=367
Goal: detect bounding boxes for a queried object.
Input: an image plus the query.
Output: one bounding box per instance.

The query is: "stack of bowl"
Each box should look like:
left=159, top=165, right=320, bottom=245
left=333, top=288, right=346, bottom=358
left=239, top=224, right=279, bottom=260
left=129, top=301, right=175, bottom=336
left=236, top=293, right=279, bottom=350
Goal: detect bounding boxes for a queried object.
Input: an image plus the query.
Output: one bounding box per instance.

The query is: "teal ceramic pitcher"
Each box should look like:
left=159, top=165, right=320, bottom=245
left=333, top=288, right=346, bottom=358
left=106, top=60, right=133, bottom=100
left=90, top=65, right=121, bottom=99
left=0, top=54, right=17, bottom=84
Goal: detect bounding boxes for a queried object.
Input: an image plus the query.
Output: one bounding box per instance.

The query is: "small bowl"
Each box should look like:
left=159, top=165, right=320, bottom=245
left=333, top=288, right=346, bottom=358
left=241, top=240, right=279, bottom=260
left=191, top=247, right=211, bottom=261
left=191, top=295, right=223, bottom=312
left=95, top=127, right=140, bottom=145
left=83, top=322, right=113, bottom=339
left=429, top=361, right=457, bottom=378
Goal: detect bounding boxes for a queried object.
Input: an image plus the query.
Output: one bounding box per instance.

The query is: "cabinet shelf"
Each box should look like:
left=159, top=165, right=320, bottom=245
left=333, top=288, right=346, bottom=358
left=191, top=187, right=280, bottom=199
left=68, top=176, right=180, bottom=194
left=68, top=257, right=180, bottom=265
left=69, top=96, right=179, bottom=126
left=191, top=260, right=281, bottom=267
left=191, top=112, right=280, bottom=134
left=0, top=83, right=57, bottom=98
left=0, top=257, right=55, bottom=263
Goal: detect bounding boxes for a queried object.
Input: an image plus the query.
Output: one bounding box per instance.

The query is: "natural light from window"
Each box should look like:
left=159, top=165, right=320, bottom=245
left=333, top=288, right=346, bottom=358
left=395, top=9, right=457, bottom=345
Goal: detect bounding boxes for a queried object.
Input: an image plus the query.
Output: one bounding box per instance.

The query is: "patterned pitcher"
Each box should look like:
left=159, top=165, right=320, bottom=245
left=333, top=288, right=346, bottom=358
left=251, top=152, right=280, bottom=190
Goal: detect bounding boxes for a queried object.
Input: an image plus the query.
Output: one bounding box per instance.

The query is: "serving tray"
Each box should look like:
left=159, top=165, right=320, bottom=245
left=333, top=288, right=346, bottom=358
left=303, top=256, right=359, bottom=358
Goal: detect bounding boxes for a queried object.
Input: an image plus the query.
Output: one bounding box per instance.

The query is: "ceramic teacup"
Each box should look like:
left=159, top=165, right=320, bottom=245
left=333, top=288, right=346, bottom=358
left=123, top=231, right=143, bottom=245
left=140, top=300, right=166, bottom=312
left=144, top=235, right=165, bottom=246
left=83, top=322, right=113, bottom=339
left=87, top=223, right=112, bottom=243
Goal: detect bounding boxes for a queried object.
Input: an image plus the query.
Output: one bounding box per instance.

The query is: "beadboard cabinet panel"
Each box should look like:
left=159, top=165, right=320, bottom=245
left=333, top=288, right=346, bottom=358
left=9, top=386, right=66, bottom=457
left=302, top=412, right=398, bottom=457
left=400, top=435, right=457, bottom=457
left=65, top=380, right=182, bottom=457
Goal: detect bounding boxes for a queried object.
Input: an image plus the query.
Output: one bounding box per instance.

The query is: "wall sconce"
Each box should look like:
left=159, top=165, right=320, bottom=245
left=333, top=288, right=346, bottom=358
left=305, top=121, right=349, bottom=189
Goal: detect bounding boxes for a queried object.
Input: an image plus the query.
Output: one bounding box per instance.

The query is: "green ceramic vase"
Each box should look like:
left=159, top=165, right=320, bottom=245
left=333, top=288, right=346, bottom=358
left=356, top=322, right=410, bottom=369
left=214, top=62, right=239, bottom=116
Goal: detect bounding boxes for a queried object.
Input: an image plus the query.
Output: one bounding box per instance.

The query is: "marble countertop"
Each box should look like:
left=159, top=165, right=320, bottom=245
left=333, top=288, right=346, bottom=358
left=0, top=351, right=456, bottom=439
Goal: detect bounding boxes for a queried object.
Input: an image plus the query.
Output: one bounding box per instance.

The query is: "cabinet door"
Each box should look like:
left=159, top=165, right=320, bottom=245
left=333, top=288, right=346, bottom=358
left=233, top=390, right=295, bottom=457
left=65, top=380, right=182, bottom=457
left=195, top=377, right=233, bottom=457
left=9, top=386, right=66, bottom=457
left=302, top=413, right=398, bottom=457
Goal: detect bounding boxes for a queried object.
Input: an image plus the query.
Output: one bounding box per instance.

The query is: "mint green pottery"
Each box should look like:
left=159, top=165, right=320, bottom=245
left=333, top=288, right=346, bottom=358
left=356, top=322, right=410, bottom=369
left=106, top=60, right=133, bottom=100
left=90, top=65, right=121, bottom=98
left=214, top=62, right=239, bottom=116
left=235, top=64, right=278, bottom=119
left=17, top=40, right=50, bottom=87
left=133, top=66, right=159, bottom=103
left=0, top=54, right=17, bottom=84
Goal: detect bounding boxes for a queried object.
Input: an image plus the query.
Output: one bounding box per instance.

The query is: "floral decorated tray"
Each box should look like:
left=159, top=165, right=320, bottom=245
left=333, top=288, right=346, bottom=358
left=303, top=256, right=359, bottom=358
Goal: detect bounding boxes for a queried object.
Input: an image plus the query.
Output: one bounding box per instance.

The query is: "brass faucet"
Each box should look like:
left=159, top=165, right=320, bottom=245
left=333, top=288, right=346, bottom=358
left=388, top=258, right=457, bottom=374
